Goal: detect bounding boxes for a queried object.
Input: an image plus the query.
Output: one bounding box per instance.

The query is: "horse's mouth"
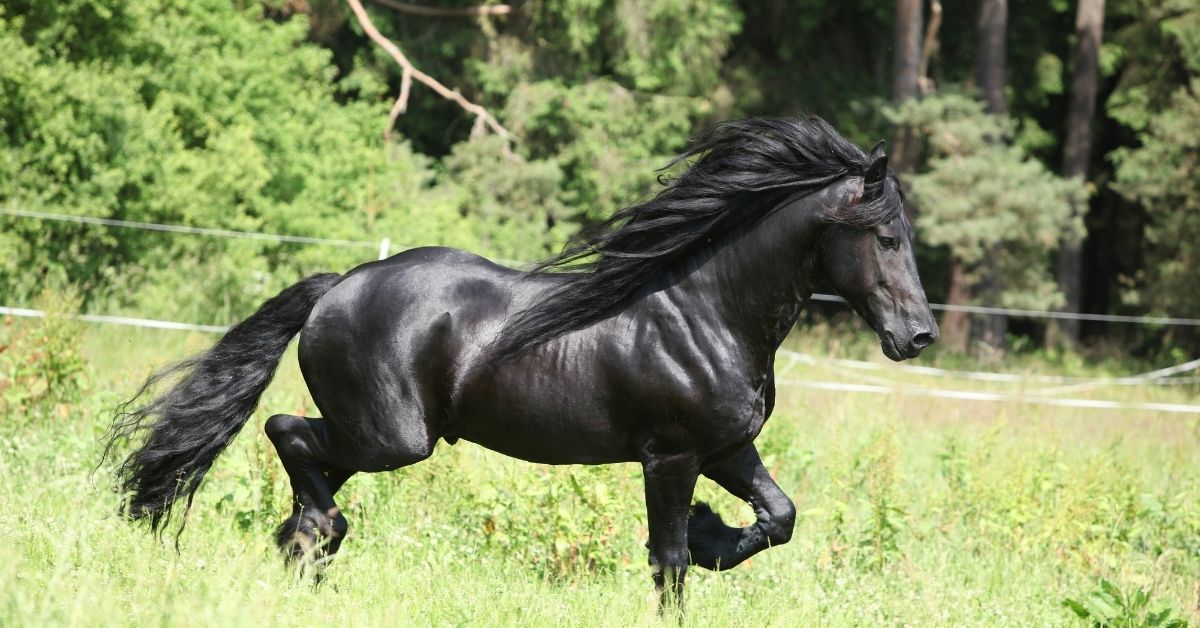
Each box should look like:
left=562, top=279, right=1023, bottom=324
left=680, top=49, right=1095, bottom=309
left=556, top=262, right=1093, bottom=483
left=880, top=332, right=904, bottom=361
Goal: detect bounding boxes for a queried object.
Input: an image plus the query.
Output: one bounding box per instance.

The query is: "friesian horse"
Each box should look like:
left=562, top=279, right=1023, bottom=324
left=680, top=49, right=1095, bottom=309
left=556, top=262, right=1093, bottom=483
left=104, top=116, right=937, bottom=607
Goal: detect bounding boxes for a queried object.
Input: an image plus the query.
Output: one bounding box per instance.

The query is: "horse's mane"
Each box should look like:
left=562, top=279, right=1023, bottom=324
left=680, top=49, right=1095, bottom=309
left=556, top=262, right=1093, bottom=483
left=488, top=115, right=901, bottom=364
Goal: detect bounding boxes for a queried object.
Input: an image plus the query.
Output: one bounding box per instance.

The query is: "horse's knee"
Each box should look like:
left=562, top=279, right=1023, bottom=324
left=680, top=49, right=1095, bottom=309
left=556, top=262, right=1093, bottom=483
left=762, top=494, right=796, bottom=545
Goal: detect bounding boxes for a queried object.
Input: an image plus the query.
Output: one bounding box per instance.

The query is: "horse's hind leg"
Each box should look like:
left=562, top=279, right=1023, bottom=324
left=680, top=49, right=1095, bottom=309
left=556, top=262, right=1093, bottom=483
left=264, top=414, right=354, bottom=566
left=687, top=442, right=796, bottom=570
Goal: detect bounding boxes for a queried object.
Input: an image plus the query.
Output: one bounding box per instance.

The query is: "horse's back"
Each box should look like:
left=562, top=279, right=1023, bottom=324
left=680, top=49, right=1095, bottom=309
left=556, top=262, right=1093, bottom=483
left=295, top=246, right=525, bottom=468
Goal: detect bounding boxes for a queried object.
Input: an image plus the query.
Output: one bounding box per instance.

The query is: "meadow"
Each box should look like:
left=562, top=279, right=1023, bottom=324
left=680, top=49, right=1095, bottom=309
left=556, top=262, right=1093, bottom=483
left=2, top=313, right=1198, bottom=627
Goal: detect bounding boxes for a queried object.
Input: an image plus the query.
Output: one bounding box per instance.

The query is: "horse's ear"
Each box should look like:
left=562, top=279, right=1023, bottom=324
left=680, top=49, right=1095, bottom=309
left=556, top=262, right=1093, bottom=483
left=870, top=139, right=886, bottom=160
left=865, top=153, right=888, bottom=186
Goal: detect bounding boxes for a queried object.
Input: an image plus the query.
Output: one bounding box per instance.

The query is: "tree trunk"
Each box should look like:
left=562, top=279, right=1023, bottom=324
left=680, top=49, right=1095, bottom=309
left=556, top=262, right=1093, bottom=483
left=893, top=0, right=923, bottom=102
left=891, top=0, right=923, bottom=172
left=942, top=259, right=972, bottom=352
left=977, top=0, right=1007, bottom=115
left=1051, top=0, right=1106, bottom=348
left=975, top=0, right=1008, bottom=350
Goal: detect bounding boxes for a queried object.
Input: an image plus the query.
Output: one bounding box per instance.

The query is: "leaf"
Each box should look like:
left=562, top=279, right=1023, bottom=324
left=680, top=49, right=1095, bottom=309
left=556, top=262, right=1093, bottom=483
left=1099, top=579, right=1125, bottom=606
left=1061, top=598, right=1090, bottom=619
left=1131, top=588, right=1149, bottom=610
left=1082, top=592, right=1120, bottom=620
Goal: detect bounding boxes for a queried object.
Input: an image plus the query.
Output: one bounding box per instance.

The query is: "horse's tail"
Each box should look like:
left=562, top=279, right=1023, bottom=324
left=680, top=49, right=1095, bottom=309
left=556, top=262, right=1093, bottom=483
left=101, top=272, right=342, bottom=532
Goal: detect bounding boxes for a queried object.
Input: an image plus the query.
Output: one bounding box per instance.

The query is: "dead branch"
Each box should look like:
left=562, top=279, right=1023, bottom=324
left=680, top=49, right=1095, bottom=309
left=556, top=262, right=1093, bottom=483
left=345, top=0, right=512, bottom=142
left=370, top=0, right=512, bottom=18
left=918, top=0, right=943, bottom=96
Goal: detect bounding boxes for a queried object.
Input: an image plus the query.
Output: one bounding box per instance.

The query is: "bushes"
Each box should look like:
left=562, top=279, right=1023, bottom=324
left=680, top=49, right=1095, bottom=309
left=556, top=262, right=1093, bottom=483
left=0, top=289, right=87, bottom=418
left=0, top=1, right=564, bottom=324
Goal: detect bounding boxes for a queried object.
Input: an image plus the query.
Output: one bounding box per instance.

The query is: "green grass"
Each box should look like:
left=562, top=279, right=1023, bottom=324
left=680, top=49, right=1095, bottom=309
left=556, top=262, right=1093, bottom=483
left=3, top=320, right=1199, bottom=626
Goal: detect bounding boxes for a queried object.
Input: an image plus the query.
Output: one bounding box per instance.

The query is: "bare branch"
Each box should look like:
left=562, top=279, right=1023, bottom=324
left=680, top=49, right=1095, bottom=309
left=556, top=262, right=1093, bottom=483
left=918, top=0, right=943, bottom=96
left=345, top=0, right=513, bottom=142
left=370, top=0, right=512, bottom=18
left=385, top=68, right=412, bottom=137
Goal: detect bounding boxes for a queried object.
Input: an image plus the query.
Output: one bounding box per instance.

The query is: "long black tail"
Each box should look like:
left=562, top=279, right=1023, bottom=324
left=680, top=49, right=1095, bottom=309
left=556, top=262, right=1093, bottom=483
left=101, top=273, right=342, bottom=532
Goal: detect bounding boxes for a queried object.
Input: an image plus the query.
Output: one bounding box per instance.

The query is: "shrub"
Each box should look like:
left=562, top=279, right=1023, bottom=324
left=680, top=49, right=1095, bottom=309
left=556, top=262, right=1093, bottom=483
left=0, top=288, right=87, bottom=418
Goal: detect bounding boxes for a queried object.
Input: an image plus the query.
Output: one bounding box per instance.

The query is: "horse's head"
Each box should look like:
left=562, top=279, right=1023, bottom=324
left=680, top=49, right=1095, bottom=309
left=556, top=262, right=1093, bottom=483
left=819, top=142, right=938, bottom=361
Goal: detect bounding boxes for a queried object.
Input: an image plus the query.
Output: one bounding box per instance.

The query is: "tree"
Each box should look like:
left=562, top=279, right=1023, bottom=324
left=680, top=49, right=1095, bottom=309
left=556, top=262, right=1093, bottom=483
left=893, top=0, right=924, bottom=101
left=1051, top=0, right=1106, bottom=347
left=891, top=0, right=924, bottom=171
left=885, top=93, right=1086, bottom=353
left=977, top=0, right=1007, bottom=115
left=0, top=0, right=556, bottom=322
left=973, top=0, right=1008, bottom=349
left=1109, top=0, right=1200, bottom=350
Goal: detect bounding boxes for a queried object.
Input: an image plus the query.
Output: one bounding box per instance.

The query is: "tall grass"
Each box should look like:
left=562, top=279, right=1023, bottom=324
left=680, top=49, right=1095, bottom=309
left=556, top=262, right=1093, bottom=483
left=1, top=319, right=1197, bottom=626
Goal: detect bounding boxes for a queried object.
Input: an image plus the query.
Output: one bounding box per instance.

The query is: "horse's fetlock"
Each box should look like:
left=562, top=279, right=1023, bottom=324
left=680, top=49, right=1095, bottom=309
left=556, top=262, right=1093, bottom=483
left=329, top=510, right=349, bottom=539
left=764, top=496, right=797, bottom=545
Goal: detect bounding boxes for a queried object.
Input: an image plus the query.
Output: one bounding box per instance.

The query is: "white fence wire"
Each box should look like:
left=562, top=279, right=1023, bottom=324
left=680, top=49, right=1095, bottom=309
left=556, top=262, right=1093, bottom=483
left=6, top=206, right=1200, bottom=326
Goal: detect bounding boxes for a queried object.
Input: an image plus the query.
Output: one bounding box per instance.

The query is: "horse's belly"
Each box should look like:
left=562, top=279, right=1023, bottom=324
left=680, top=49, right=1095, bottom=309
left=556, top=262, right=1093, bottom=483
left=452, top=381, right=637, bottom=465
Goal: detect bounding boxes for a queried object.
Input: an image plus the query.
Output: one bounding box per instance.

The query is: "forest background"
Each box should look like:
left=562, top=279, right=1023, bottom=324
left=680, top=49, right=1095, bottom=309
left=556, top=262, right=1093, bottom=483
left=1, top=0, right=1197, bottom=356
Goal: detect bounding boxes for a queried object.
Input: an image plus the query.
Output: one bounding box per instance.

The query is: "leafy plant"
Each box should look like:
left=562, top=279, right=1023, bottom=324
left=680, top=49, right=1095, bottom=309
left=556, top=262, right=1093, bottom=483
left=1062, top=580, right=1189, bottom=628
left=857, top=427, right=905, bottom=573
left=472, top=464, right=640, bottom=579
left=0, top=288, right=87, bottom=417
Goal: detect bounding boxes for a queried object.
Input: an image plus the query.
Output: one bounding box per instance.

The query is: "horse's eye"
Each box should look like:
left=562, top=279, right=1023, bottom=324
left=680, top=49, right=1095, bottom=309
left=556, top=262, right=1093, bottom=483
left=877, top=236, right=898, bottom=250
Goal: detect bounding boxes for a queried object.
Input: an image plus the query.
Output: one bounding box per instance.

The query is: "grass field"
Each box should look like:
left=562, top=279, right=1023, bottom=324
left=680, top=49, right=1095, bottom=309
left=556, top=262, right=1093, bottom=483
left=2, top=317, right=1198, bottom=626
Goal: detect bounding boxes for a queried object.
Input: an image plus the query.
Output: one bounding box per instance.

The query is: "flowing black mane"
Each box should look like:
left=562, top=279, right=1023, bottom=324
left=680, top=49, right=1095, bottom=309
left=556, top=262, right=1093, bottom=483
left=489, top=115, right=902, bottom=364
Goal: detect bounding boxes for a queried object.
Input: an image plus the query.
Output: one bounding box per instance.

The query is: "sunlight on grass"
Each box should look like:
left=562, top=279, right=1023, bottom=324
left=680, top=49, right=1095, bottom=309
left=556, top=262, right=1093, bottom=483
left=2, top=322, right=1198, bottom=626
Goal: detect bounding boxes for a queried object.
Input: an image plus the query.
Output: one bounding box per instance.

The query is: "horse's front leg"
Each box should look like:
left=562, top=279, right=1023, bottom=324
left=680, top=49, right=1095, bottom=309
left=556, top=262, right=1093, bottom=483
left=640, top=449, right=701, bottom=613
left=688, top=442, right=796, bottom=570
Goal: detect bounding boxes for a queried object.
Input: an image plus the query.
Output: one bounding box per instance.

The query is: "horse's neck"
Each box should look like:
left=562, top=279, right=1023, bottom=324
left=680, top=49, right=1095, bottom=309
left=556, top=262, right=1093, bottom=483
left=668, top=182, right=849, bottom=357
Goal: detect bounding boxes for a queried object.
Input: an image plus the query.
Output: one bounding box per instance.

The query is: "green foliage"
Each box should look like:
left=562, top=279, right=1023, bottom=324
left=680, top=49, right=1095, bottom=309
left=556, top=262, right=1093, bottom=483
left=1062, top=580, right=1189, bottom=628
left=856, top=428, right=904, bottom=573
left=503, top=78, right=697, bottom=220
left=885, top=91, right=1087, bottom=310
left=0, top=0, right=739, bottom=324
left=0, top=290, right=87, bottom=417
left=1110, top=0, right=1200, bottom=325
left=1107, top=0, right=1199, bottom=132
left=1112, top=78, right=1200, bottom=318
left=0, top=0, right=432, bottom=320
left=437, top=136, right=572, bottom=261
left=523, top=0, right=739, bottom=97
left=472, top=465, right=639, bottom=578
left=608, top=0, right=741, bottom=95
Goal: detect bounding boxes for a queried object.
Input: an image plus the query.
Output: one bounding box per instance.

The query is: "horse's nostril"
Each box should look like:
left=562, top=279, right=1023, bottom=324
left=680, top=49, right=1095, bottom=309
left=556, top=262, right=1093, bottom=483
left=912, top=331, right=936, bottom=349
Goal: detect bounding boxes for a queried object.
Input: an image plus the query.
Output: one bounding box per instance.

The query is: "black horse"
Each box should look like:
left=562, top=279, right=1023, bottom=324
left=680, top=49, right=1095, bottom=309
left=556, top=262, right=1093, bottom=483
left=104, top=116, right=937, bottom=607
